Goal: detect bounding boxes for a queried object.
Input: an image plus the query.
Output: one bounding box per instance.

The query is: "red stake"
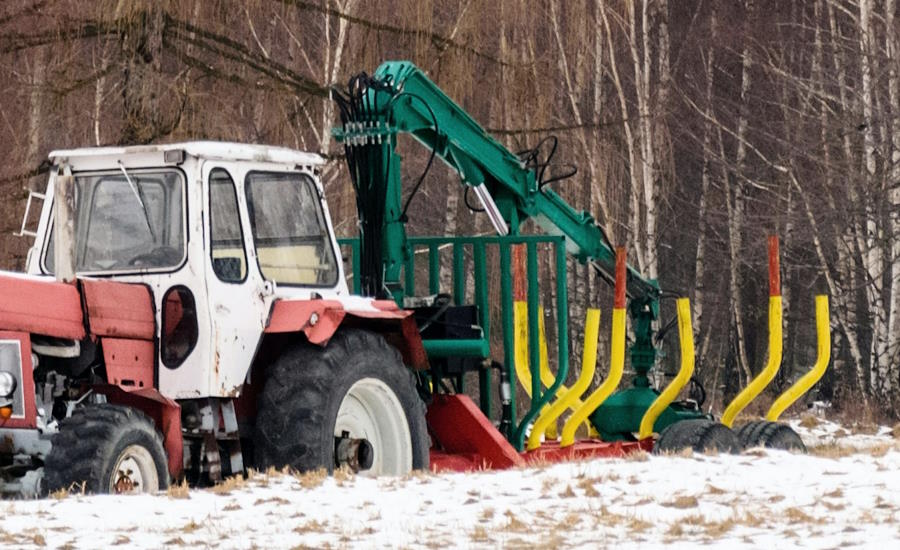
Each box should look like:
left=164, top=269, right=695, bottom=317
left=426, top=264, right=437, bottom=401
left=768, top=235, right=781, bottom=297
left=614, top=247, right=627, bottom=309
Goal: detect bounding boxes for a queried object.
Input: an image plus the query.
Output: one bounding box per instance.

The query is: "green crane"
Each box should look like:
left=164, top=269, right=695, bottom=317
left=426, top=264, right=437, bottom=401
left=333, top=61, right=703, bottom=447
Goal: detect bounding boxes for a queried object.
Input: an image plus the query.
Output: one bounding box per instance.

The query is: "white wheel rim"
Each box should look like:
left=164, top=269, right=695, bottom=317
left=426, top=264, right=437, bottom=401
left=109, top=444, right=159, bottom=494
left=335, top=378, right=412, bottom=476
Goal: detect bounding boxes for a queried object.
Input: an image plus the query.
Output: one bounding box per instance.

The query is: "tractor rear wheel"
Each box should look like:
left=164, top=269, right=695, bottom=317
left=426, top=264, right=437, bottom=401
left=737, top=420, right=806, bottom=452
left=44, top=404, right=169, bottom=494
left=254, top=329, right=429, bottom=475
left=653, top=419, right=742, bottom=454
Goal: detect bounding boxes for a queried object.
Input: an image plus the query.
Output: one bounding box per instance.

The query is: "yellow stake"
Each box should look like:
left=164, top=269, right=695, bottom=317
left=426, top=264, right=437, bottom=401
left=721, top=296, right=783, bottom=428
left=527, top=308, right=601, bottom=450
left=513, top=301, right=593, bottom=439
left=638, top=298, right=695, bottom=440
left=766, top=295, right=830, bottom=421
left=560, top=306, right=626, bottom=447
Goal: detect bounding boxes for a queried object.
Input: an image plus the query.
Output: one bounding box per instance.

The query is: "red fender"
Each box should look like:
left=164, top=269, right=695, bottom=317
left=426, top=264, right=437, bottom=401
left=264, top=298, right=428, bottom=369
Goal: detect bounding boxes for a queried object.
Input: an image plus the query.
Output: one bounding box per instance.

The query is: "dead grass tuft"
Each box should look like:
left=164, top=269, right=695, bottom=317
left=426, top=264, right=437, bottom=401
left=705, top=484, right=726, bottom=495
left=663, top=495, right=699, bottom=509
left=625, top=450, right=650, bottom=462
left=577, top=477, right=600, bottom=497
left=111, top=534, right=131, bottom=545
left=559, top=485, right=576, bottom=498
left=181, top=520, right=201, bottom=533
left=293, top=520, right=325, bottom=533
left=210, top=474, right=247, bottom=495
left=783, top=507, right=815, bottom=524
left=799, top=415, right=821, bottom=429
left=823, top=488, right=844, bottom=499
left=166, top=479, right=190, bottom=499
left=32, top=534, right=46, bottom=547
left=470, top=525, right=491, bottom=542
left=479, top=507, right=494, bottom=522
left=293, top=468, right=327, bottom=490
left=666, top=523, right=685, bottom=537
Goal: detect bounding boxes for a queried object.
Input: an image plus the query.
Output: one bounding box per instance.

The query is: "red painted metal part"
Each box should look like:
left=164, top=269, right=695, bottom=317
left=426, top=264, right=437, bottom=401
left=0, top=331, right=36, bottom=429
left=0, top=272, right=84, bottom=339
left=614, top=247, right=627, bottom=309
left=427, top=394, right=525, bottom=471
left=768, top=235, right=781, bottom=297
left=521, top=438, right=653, bottom=465
left=93, top=385, right=183, bottom=480
left=427, top=394, right=653, bottom=473
left=102, top=338, right=155, bottom=389
left=82, top=279, right=155, bottom=339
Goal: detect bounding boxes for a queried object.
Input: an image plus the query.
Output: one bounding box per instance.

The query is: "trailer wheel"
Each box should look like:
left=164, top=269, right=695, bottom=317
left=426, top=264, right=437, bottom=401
left=44, top=404, right=169, bottom=494
left=254, top=329, right=429, bottom=475
left=653, top=419, right=741, bottom=455
left=737, top=420, right=806, bottom=452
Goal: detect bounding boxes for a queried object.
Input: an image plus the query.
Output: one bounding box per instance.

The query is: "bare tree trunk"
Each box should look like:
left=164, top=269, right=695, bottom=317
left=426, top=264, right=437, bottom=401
left=859, top=0, right=889, bottom=401
left=883, top=0, right=900, bottom=405
left=692, top=11, right=716, bottom=365
left=600, top=3, right=644, bottom=272
left=723, top=9, right=754, bottom=384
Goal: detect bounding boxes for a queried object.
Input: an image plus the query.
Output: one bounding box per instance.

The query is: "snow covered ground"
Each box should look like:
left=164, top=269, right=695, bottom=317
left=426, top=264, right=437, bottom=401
left=3, top=415, right=900, bottom=549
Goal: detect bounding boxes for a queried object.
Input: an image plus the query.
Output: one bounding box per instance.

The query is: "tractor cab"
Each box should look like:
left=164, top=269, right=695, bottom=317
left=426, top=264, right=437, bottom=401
left=23, top=142, right=346, bottom=399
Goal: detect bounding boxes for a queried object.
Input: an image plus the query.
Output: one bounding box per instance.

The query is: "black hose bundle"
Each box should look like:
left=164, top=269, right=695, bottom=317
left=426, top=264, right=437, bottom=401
left=333, top=73, right=394, bottom=298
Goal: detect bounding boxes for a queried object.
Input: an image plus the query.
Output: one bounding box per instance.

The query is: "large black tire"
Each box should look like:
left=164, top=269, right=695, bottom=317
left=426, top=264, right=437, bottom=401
left=254, top=329, right=429, bottom=475
left=737, top=420, right=807, bottom=452
left=45, top=404, right=169, bottom=494
left=653, top=419, right=742, bottom=454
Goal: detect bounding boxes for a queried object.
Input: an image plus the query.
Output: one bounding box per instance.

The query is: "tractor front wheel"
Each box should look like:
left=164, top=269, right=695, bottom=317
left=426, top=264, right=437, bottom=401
left=253, top=329, right=429, bottom=475
left=44, top=404, right=169, bottom=494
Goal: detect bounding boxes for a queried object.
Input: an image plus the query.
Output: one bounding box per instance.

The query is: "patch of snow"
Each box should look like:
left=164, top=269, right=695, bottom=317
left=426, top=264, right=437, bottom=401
left=2, top=416, right=898, bottom=549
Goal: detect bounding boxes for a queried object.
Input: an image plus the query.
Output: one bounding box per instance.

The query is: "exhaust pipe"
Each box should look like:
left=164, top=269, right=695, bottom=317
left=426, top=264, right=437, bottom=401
left=53, top=164, right=76, bottom=283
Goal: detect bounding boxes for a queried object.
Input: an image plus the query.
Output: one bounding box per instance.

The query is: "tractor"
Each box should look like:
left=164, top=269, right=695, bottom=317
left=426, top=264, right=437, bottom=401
left=0, top=62, right=822, bottom=496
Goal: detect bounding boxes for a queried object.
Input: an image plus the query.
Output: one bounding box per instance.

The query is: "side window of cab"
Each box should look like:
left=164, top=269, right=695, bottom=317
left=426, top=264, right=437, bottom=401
left=209, top=168, right=247, bottom=283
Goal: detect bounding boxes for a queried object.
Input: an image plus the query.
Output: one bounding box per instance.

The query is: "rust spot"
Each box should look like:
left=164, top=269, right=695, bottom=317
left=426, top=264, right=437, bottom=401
left=0, top=435, right=14, bottom=455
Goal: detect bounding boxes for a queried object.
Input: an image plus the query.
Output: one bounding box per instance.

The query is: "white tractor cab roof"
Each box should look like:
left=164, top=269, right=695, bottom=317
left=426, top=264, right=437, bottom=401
left=49, top=141, right=326, bottom=172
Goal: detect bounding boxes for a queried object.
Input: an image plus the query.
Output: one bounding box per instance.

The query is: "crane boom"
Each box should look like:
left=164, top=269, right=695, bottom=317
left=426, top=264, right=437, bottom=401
left=333, top=61, right=659, bottom=303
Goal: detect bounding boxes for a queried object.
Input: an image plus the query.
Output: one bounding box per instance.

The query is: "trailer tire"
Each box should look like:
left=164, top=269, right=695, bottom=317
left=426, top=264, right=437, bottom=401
left=738, top=420, right=806, bottom=452
left=254, top=329, right=429, bottom=475
left=654, top=419, right=742, bottom=455
left=44, top=404, right=169, bottom=494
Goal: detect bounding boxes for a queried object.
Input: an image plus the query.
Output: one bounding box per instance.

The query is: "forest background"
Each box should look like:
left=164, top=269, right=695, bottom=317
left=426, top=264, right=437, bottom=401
left=1, top=0, right=899, bottom=419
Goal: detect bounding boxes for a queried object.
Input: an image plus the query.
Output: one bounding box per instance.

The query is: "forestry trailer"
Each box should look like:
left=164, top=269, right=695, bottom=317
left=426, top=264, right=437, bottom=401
left=0, top=62, right=826, bottom=496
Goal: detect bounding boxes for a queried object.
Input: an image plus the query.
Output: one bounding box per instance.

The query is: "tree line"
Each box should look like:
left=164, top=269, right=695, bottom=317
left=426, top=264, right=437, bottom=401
left=1, top=0, right=898, bottom=418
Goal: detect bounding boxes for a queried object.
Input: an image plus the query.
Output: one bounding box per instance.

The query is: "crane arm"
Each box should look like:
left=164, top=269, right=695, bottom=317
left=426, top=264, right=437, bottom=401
left=332, top=61, right=659, bottom=304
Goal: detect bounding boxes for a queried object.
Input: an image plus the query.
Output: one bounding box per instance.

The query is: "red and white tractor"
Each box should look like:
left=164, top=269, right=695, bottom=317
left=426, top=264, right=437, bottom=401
left=0, top=142, right=430, bottom=495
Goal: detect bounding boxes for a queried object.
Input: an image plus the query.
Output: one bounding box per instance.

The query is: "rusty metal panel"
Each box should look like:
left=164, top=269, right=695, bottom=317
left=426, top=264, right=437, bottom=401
left=82, top=280, right=155, bottom=340
left=0, top=272, right=85, bottom=339
left=102, top=338, right=155, bottom=390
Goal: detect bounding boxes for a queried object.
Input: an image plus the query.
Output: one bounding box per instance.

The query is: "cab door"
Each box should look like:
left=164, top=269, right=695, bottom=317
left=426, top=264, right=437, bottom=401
left=201, top=162, right=273, bottom=396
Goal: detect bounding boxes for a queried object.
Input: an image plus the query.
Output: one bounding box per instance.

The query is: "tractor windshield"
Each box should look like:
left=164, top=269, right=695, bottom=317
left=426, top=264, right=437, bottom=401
left=44, top=169, right=186, bottom=273
left=245, top=171, right=338, bottom=287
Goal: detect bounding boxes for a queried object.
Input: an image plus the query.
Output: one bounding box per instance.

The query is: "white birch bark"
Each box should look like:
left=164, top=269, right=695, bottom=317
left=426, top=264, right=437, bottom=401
left=883, top=0, right=900, bottom=401
left=859, top=0, right=889, bottom=399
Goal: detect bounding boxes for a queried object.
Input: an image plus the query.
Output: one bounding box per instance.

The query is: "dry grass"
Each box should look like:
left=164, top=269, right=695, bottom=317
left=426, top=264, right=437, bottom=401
left=799, top=415, right=821, bottom=429
left=577, top=477, right=600, bottom=497
left=663, top=495, right=699, bottom=509
left=469, top=525, right=491, bottom=542
left=293, top=468, right=327, bottom=490
left=209, top=474, right=247, bottom=495
left=293, top=520, right=325, bottom=534
left=166, top=479, right=190, bottom=499
left=783, top=507, right=815, bottom=524
left=559, top=485, right=576, bottom=498
left=624, top=450, right=650, bottom=462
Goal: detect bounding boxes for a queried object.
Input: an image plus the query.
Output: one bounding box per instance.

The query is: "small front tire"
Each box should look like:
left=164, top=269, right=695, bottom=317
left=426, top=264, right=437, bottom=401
left=44, top=404, right=169, bottom=494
